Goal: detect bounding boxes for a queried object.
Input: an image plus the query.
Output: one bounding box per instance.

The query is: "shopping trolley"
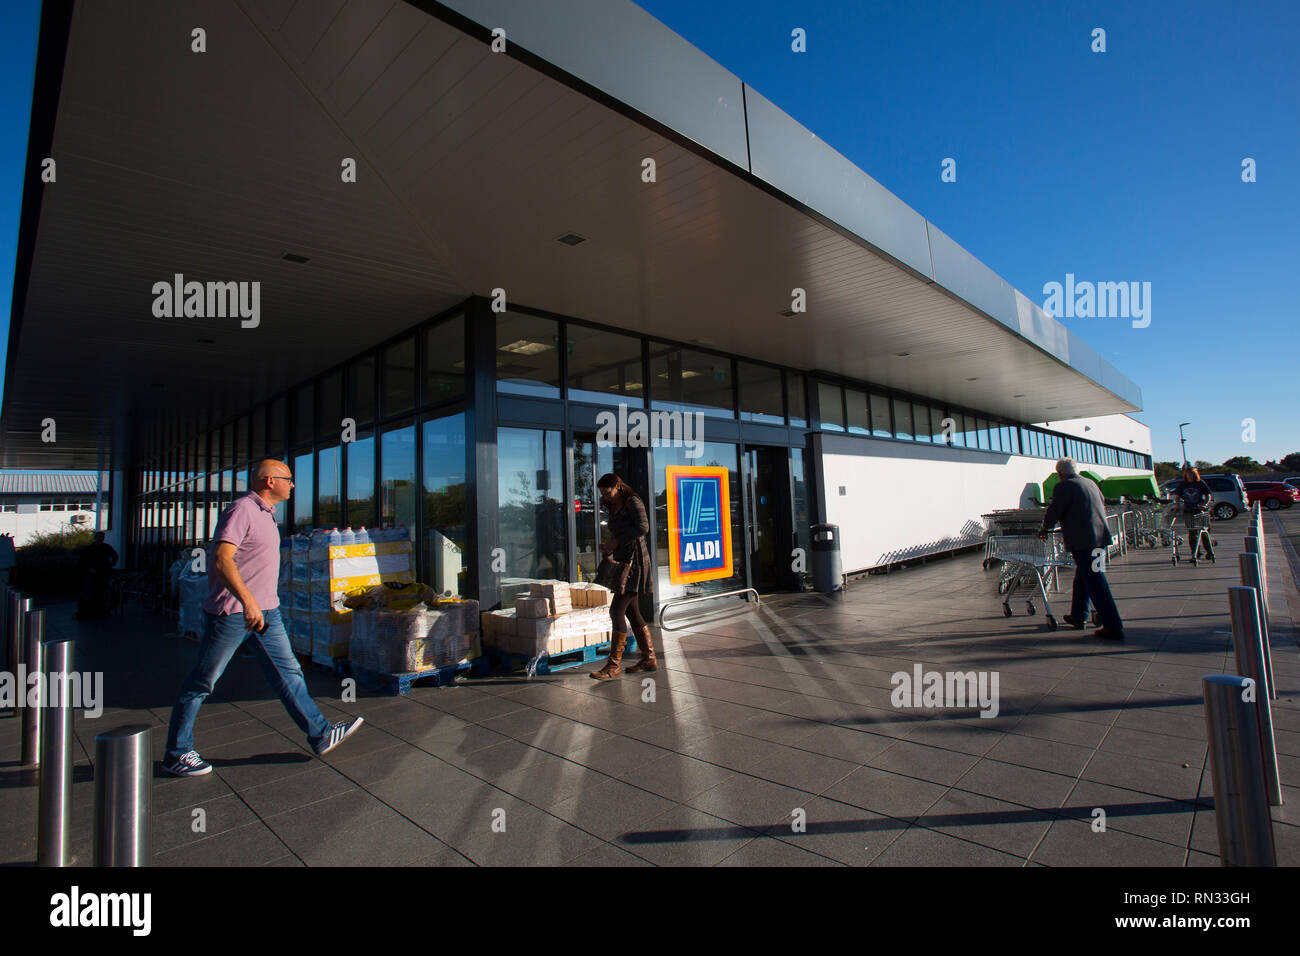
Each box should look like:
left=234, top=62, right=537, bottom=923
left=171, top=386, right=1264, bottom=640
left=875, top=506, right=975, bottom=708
left=981, top=509, right=1047, bottom=569
left=987, top=533, right=1075, bottom=631
left=1171, top=510, right=1215, bottom=567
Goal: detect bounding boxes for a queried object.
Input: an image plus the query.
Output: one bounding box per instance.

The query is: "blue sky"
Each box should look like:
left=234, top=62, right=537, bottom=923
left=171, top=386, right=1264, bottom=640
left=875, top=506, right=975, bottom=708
left=1, top=0, right=1297, bottom=467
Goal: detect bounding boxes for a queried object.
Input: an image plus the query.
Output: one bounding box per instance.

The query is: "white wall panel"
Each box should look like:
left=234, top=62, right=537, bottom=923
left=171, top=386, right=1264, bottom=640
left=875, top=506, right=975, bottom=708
left=820, top=434, right=1150, bottom=572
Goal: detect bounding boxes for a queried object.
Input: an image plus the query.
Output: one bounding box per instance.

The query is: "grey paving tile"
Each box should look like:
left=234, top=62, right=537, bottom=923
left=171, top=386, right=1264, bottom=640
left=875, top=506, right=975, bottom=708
left=441, top=739, right=554, bottom=783
left=985, top=734, right=1095, bottom=777
left=153, top=821, right=289, bottom=866
left=620, top=716, right=722, bottom=752
left=549, top=777, right=678, bottom=840
left=617, top=753, right=736, bottom=803
left=868, top=740, right=980, bottom=786
left=456, top=803, right=604, bottom=866
left=768, top=795, right=905, bottom=865
left=261, top=789, right=396, bottom=854
left=1099, top=726, right=1207, bottom=767
left=153, top=792, right=262, bottom=854
left=903, top=718, right=1008, bottom=755
left=1011, top=714, right=1110, bottom=748
left=491, top=757, right=610, bottom=810
left=1030, top=818, right=1188, bottom=866
left=235, top=763, right=357, bottom=818
left=919, top=789, right=1054, bottom=858
left=563, top=842, right=654, bottom=866
left=821, top=766, right=949, bottom=822
left=565, top=735, right=669, bottom=778
left=152, top=769, right=235, bottom=813
left=686, top=775, right=814, bottom=832
left=1058, top=780, right=1197, bottom=848
left=678, top=731, right=784, bottom=775
left=1082, top=750, right=1203, bottom=802
left=954, top=759, right=1077, bottom=810
left=298, top=814, right=448, bottom=867
left=614, top=805, right=760, bottom=867
left=405, top=843, right=476, bottom=866
left=746, top=746, right=857, bottom=794
left=717, top=835, right=847, bottom=866
left=794, top=724, right=895, bottom=764
left=870, top=824, right=1025, bottom=866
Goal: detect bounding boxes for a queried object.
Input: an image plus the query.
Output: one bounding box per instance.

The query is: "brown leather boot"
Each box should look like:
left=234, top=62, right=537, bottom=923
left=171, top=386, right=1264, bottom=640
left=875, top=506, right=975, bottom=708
left=625, top=624, right=657, bottom=672
left=590, top=631, right=626, bottom=680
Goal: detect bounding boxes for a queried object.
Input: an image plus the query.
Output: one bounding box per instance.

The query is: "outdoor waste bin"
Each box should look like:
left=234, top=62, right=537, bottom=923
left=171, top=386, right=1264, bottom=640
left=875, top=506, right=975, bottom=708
left=811, top=523, right=842, bottom=595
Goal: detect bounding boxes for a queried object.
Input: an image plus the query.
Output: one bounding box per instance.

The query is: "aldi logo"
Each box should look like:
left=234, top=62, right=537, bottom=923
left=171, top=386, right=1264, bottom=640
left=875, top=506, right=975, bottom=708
left=666, top=466, right=732, bottom=584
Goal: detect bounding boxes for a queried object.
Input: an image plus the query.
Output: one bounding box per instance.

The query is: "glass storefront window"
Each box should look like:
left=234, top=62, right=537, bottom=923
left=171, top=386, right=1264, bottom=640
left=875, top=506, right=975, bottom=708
left=292, top=452, right=313, bottom=532
left=787, top=373, right=807, bottom=428
left=349, top=357, right=376, bottom=427
left=346, top=431, right=376, bottom=528
left=738, top=361, right=783, bottom=424
left=845, top=389, right=870, bottom=436
left=422, top=411, right=468, bottom=596
left=653, top=441, right=743, bottom=600
left=567, top=324, right=643, bottom=405
left=318, top=370, right=343, bottom=441
left=497, top=312, right=560, bottom=398
left=913, top=404, right=932, bottom=443
left=383, top=338, right=416, bottom=417
left=892, top=399, right=914, bottom=441
left=425, top=315, right=465, bottom=404
left=817, top=383, right=844, bottom=432
left=869, top=393, right=891, bottom=438
left=268, top=396, right=286, bottom=456
left=317, top=445, right=342, bottom=529
left=293, top=384, right=314, bottom=448
left=791, top=447, right=810, bottom=589
left=497, top=427, right=566, bottom=581
left=251, top=406, right=266, bottom=460
left=931, top=407, right=949, bottom=445
left=380, top=420, right=417, bottom=535
left=650, top=344, right=735, bottom=419
left=572, top=436, right=631, bottom=585
left=221, top=423, right=234, bottom=469
left=235, top=415, right=249, bottom=466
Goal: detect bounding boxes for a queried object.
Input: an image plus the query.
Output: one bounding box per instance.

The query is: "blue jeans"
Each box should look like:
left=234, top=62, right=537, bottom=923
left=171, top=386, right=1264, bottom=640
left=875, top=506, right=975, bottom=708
left=1070, top=549, right=1123, bottom=631
left=165, top=607, right=331, bottom=760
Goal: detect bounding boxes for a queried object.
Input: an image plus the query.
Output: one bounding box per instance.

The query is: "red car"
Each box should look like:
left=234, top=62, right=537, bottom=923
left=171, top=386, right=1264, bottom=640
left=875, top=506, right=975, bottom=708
left=1243, top=481, right=1300, bottom=510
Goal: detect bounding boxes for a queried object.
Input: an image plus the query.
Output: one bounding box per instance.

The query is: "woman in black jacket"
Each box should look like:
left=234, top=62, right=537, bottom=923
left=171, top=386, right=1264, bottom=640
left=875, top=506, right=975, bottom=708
left=1172, top=466, right=1215, bottom=561
left=591, top=473, right=656, bottom=680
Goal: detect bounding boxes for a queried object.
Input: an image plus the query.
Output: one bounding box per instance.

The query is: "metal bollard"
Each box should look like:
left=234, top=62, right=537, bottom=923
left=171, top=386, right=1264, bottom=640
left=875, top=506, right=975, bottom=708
left=1239, top=553, right=1275, bottom=699
left=6, top=592, right=29, bottom=701
left=38, top=637, right=75, bottom=866
left=21, top=609, right=45, bottom=765
left=1229, top=587, right=1282, bottom=806
left=1202, top=674, right=1276, bottom=866
left=1245, top=537, right=1268, bottom=608
left=93, top=724, right=153, bottom=866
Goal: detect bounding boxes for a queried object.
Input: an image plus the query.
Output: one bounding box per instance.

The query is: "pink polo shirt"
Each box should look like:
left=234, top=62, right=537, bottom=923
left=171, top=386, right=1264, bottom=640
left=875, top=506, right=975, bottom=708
left=203, top=492, right=281, bottom=615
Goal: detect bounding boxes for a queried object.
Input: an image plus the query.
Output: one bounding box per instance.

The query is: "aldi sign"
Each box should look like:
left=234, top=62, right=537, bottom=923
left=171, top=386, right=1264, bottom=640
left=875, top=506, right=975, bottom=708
left=666, top=466, right=732, bottom=584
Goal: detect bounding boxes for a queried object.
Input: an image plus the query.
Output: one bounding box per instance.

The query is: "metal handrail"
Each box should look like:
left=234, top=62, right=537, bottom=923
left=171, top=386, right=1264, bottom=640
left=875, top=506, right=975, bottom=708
left=656, top=587, right=760, bottom=631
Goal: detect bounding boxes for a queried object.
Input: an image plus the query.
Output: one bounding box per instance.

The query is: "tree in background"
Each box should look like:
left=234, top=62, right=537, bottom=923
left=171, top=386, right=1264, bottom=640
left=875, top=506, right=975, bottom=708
left=1281, top=452, right=1300, bottom=472
left=1221, top=456, right=1270, bottom=475
left=1154, top=461, right=1182, bottom=482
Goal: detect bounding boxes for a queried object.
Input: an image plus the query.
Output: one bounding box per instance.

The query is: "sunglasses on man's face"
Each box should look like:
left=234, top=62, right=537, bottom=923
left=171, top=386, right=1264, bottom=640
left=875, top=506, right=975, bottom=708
left=268, top=475, right=294, bottom=486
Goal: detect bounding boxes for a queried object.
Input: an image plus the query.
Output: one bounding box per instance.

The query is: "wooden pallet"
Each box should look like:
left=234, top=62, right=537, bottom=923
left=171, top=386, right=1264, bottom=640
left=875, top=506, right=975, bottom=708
left=489, top=634, right=637, bottom=676
left=351, top=657, right=489, bottom=695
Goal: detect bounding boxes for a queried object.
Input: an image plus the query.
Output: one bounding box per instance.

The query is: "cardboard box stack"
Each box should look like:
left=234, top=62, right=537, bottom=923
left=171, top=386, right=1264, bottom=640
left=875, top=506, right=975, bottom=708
left=483, top=580, right=614, bottom=660
left=349, top=586, right=480, bottom=674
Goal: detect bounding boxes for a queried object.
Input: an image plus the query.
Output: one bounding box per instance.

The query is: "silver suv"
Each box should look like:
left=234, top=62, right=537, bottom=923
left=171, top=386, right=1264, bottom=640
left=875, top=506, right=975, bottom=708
left=1160, top=473, right=1248, bottom=519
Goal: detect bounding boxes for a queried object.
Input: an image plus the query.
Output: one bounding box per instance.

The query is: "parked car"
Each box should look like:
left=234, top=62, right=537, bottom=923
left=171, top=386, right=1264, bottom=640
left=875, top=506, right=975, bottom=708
left=1163, top=473, right=1248, bottom=519
left=1244, top=481, right=1300, bottom=510
left=1283, top=477, right=1300, bottom=492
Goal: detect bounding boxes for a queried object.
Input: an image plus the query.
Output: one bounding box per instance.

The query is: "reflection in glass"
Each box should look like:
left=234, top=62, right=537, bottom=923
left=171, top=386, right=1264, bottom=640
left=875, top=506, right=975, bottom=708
left=292, top=452, right=313, bottom=532
left=498, top=427, right=566, bottom=582
left=384, top=338, right=416, bottom=417
left=423, top=411, right=468, bottom=596
left=380, top=421, right=417, bottom=534
left=568, top=325, right=643, bottom=404
left=650, top=344, right=735, bottom=418
left=318, top=445, right=342, bottom=529
left=425, top=316, right=465, bottom=404
left=738, top=362, right=783, bottom=424
left=497, top=312, right=560, bottom=398
left=346, top=432, right=376, bottom=527
left=817, top=383, right=844, bottom=432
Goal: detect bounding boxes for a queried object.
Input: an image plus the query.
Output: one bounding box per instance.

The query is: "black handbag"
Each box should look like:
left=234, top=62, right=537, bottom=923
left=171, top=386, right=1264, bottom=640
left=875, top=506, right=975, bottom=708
left=595, top=556, right=632, bottom=592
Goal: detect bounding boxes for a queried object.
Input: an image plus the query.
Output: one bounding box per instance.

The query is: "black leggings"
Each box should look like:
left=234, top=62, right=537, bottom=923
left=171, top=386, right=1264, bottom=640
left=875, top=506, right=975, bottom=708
left=611, top=592, right=646, bottom=633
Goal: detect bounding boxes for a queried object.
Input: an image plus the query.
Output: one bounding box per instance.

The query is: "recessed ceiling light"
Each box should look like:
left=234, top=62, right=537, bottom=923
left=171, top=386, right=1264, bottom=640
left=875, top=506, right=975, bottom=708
left=556, top=233, right=587, bottom=246
left=780, top=310, right=796, bottom=318
left=1046, top=405, right=1057, bottom=410
left=966, top=377, right=979, bottom=381
left=1012, top=393, right=1025, bottom=398
left=150, top=382, right=164, bottom=389
left=499, top=339, right=552, bottom=356
left=895, top=351, right=910, bottom=357
left=281, top=252, right=310, bottom=264
left=197, top=337, right=215, bottom=345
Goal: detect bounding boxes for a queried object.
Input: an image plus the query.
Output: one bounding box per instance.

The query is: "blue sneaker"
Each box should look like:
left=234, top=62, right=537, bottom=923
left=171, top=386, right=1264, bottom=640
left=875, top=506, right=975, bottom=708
left=313, top=717, right=364, bottom=757
left=163, top=750, right=213, bottom=777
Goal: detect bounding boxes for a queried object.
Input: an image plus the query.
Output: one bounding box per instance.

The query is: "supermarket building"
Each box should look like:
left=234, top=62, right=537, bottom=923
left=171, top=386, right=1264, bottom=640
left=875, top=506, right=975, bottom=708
left=2, top=0, right=1152, bottom=614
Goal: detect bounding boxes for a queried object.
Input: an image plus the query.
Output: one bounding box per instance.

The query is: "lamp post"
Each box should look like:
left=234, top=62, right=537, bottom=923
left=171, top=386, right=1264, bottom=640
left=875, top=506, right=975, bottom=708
left=1179, top=422, right=1191, bottom=467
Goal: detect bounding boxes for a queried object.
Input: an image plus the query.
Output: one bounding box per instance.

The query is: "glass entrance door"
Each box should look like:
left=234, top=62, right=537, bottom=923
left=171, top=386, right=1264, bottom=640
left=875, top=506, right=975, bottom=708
left=743, top=445, right=795, bottom=591
left=571, top=434, right=636, bottom=584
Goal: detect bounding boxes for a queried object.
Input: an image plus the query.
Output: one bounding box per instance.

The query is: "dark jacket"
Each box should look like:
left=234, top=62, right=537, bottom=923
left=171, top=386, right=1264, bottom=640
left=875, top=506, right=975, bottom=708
left=606, top=493, right=654, bottom=595
left=1173, top=479, right=1213, bottom=515
left=1041, top=474, right=1112, bottom=552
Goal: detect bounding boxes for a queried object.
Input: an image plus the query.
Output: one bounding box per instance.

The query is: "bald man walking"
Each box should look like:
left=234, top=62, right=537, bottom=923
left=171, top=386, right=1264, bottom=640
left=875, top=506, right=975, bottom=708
left=163, top=460, right=362, bottom=776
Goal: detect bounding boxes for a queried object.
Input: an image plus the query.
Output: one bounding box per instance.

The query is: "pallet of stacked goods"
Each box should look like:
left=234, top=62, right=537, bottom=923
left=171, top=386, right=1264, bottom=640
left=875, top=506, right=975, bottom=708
left=346, top=575, right=483, bottom=694
left=483, top=580, right=621, bottom=674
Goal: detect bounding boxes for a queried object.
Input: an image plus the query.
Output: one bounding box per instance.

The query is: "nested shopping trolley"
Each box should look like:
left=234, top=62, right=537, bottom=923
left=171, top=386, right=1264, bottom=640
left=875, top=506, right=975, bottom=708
left=987, top=532, right=1075, bottom=631
left=1127, top=499, right=1179, bottom=560
left=981, top=509, right=1047, bottom=569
